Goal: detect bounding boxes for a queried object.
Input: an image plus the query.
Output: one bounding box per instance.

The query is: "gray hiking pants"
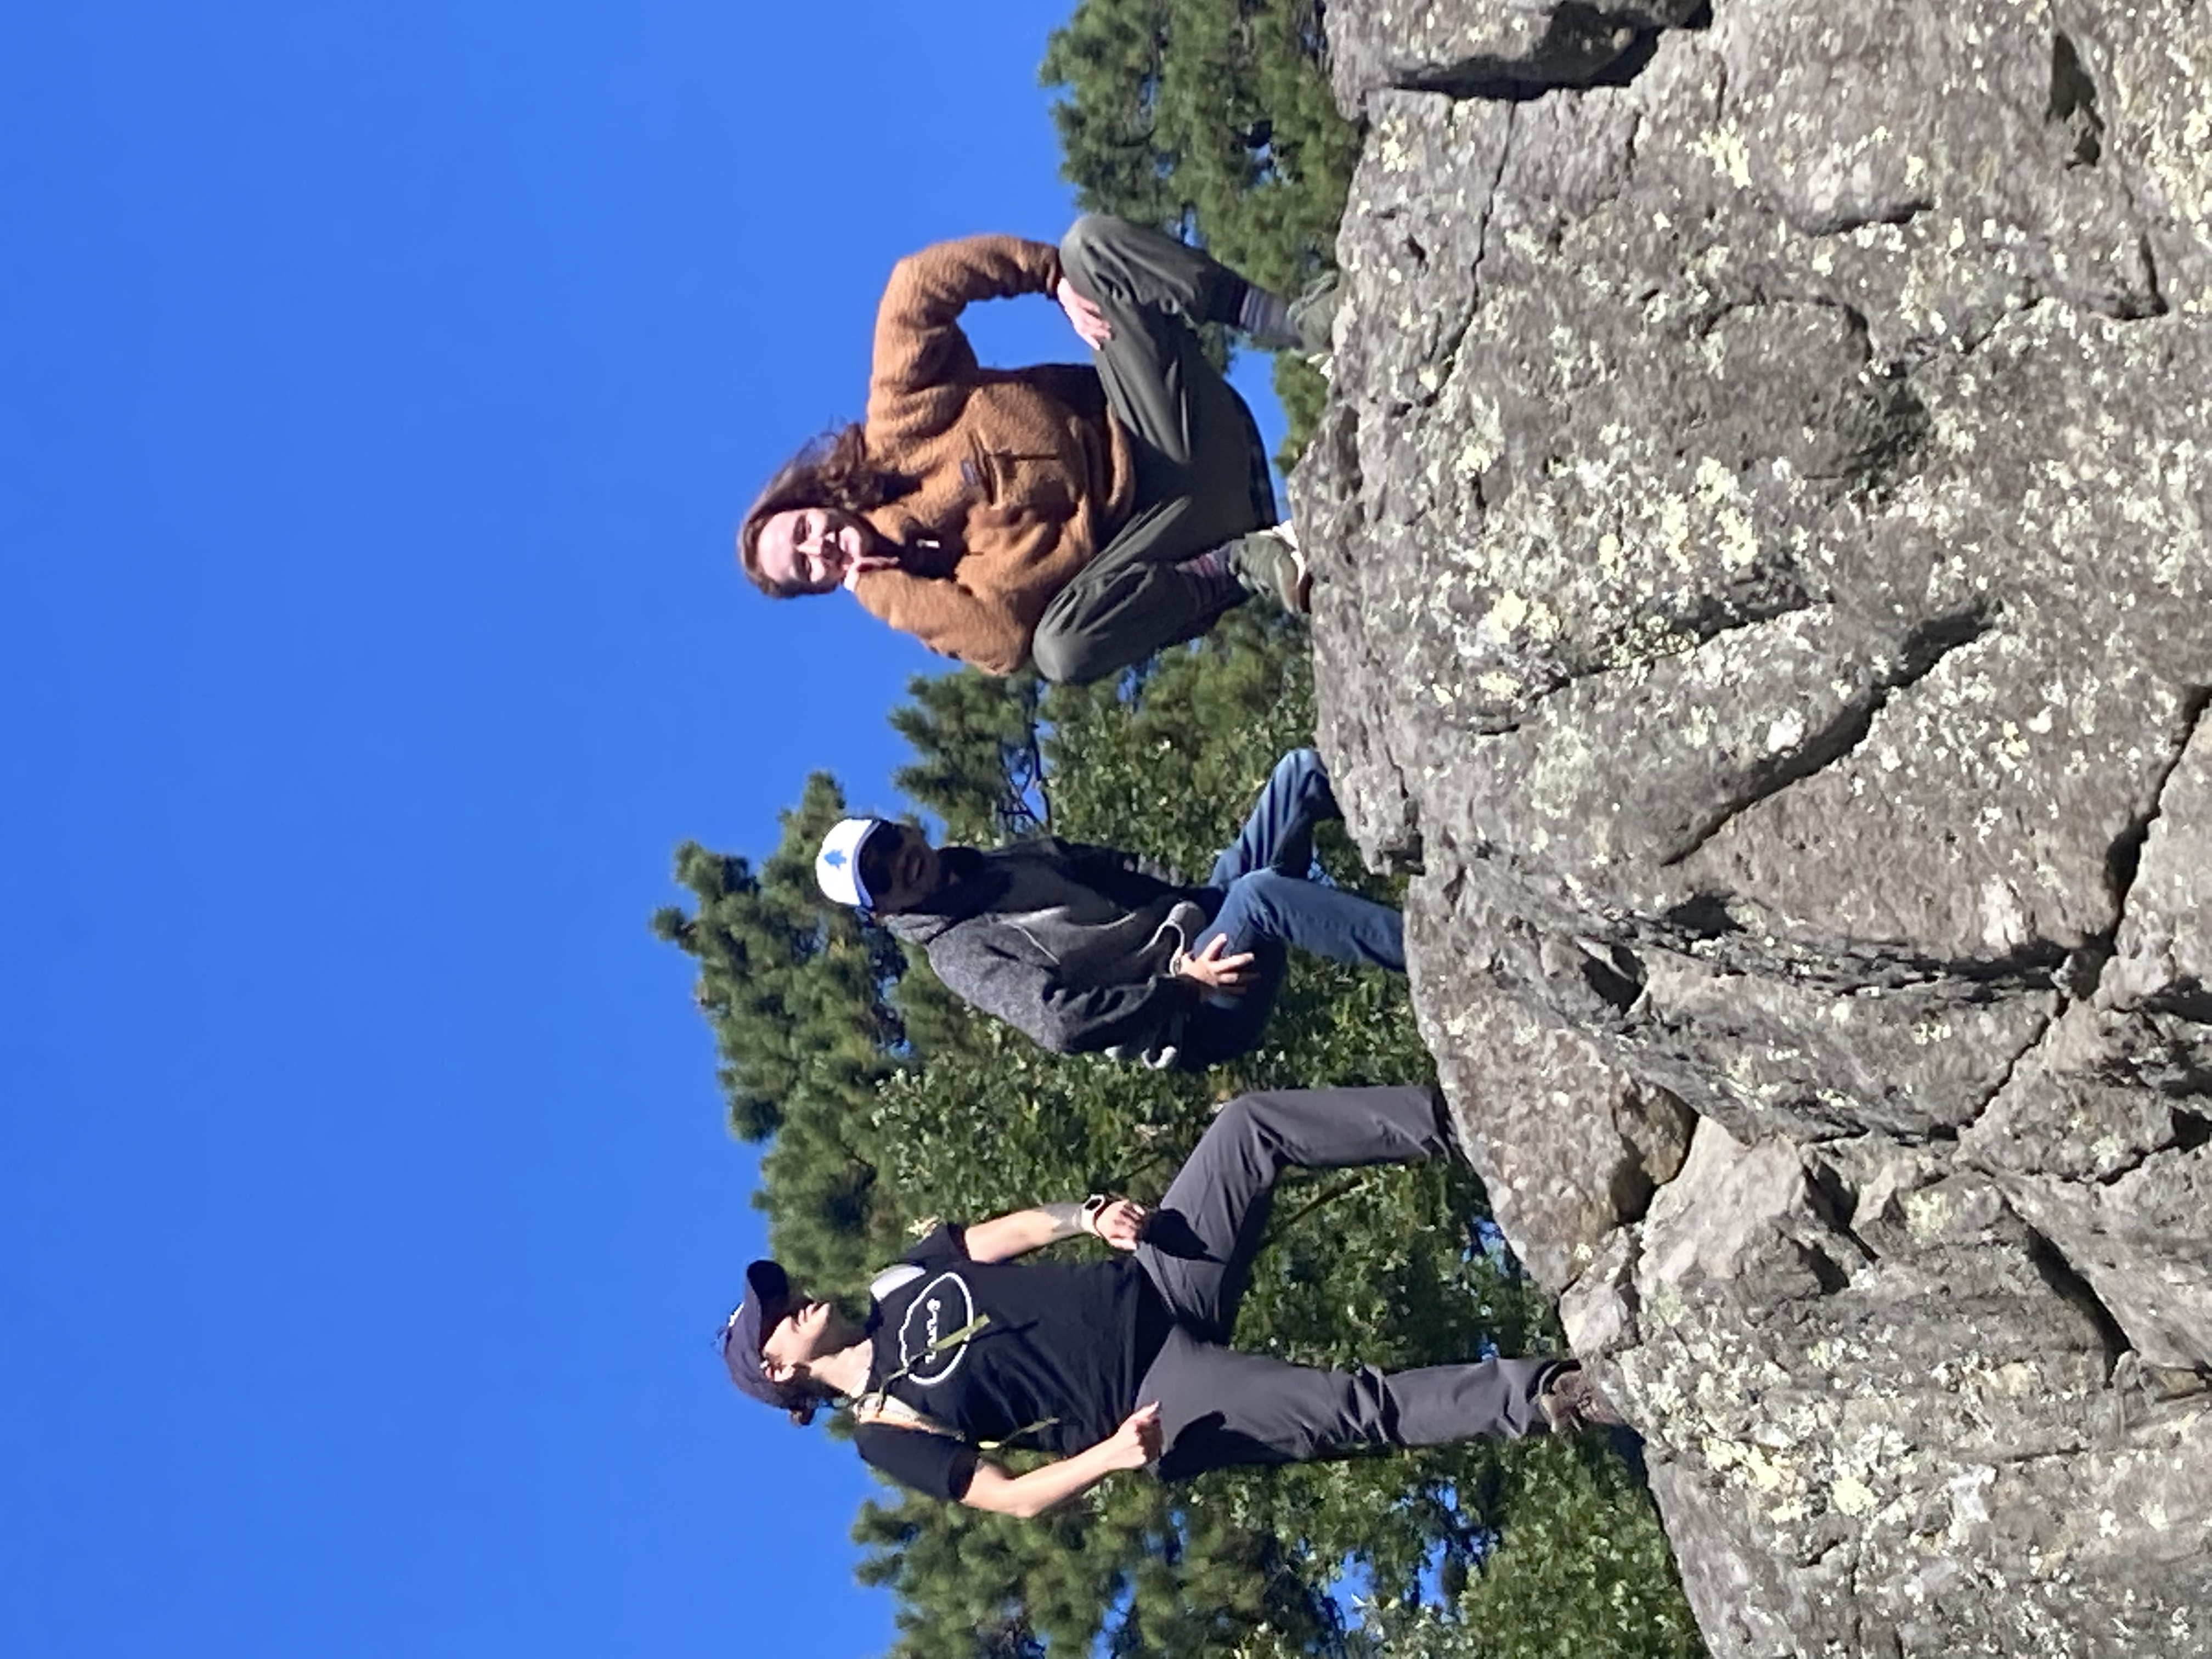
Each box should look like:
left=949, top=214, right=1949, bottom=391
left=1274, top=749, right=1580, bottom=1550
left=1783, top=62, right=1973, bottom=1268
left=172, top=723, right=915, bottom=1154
left=1028, top=215, right=1278, bottom=686
left=1132, top=1086, right=1558, bottom=1481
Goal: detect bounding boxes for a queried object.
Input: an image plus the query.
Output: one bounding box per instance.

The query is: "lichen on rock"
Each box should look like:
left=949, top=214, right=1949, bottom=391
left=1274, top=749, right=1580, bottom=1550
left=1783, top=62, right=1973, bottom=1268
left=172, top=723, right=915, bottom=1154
left=1304, top=2, right=2212, bottom=1651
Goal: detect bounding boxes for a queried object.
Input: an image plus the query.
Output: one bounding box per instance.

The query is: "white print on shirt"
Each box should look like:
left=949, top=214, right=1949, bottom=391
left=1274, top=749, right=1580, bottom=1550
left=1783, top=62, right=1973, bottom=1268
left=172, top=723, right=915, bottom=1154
left=894, top=1271, right=977, bottom=1386
left=871, top=1264, right=925, bottom=1300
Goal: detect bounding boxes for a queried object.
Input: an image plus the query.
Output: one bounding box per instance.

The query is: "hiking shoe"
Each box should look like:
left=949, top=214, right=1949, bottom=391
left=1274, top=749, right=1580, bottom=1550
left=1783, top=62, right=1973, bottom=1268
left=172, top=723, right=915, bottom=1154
left=1537, top=1363, right=1624, bottom=1434
left=1227, top=524, right=1310, bottom=614
left=1287, top=270, right=1340, bottom=357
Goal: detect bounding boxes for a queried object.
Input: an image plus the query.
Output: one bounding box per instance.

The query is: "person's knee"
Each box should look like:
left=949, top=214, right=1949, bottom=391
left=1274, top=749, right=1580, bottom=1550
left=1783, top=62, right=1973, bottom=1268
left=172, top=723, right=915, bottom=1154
left=1228, top=867, right=1293, bottom=910
left=1059, top=213, right=1117, bottom=288
left=1028, top=622, right=1109, bottom=686
left=1273, top=747, right=1339, bottom=820
left=1216, top=870, right=1291, bottom=943
left=1200, top=1090, right=1302, bottom=1166
left=1206, top=1090, right=1265, bottom=1144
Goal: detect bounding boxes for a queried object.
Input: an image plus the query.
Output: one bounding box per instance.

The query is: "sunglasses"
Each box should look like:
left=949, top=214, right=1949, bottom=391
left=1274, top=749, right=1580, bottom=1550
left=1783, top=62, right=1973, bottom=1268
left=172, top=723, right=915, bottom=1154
left=855, top=822, right=913, bottom=900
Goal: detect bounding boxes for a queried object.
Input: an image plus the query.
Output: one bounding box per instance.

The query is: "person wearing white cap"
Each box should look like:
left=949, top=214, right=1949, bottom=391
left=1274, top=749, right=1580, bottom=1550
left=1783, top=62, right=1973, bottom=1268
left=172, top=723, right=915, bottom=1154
left=814, top=815, right=890, bottom=911
left=813, top=749, right=1401, bottom=1068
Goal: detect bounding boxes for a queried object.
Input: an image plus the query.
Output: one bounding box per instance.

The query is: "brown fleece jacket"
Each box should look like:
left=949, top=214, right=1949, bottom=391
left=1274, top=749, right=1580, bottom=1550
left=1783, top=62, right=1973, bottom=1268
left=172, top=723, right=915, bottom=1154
left=850, top=235, right=1137, bottom=675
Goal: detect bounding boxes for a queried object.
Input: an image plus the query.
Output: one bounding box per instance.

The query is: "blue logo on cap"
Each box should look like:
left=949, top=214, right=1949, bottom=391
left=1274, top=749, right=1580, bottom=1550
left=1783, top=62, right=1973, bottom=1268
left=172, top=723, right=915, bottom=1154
left=823, top=848, right=848, bottom=869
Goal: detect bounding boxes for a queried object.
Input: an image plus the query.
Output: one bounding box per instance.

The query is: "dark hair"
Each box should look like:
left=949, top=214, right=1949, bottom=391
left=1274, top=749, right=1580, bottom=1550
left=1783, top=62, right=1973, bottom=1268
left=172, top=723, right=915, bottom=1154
left=783, top=1376, right=840, bottom=1429
left=736, top=424, right=910, bottom=597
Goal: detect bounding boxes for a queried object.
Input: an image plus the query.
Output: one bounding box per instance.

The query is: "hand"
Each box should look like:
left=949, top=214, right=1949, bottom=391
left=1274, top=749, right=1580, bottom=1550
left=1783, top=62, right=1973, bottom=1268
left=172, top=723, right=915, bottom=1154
left=1056, top=278, right=1113, bottom=348
left=1087, top=1197, right=1148, bottom=1251
left=1173, top=933, right=1258, bottom=991
left=1104, top=1402, right=1163, bottom=1470
left=839, top=551, right=903, bottom=591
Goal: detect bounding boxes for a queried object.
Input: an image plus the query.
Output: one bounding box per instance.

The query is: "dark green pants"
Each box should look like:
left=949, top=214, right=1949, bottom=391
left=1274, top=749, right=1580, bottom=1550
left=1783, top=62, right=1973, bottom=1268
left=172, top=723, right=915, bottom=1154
left=1028, top=215, right=1278, bottom=685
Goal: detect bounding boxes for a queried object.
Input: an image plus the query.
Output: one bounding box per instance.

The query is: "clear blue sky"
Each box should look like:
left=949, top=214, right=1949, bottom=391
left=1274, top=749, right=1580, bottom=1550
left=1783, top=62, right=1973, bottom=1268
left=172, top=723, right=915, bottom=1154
left=0, top=4, right=1280, bottom=1655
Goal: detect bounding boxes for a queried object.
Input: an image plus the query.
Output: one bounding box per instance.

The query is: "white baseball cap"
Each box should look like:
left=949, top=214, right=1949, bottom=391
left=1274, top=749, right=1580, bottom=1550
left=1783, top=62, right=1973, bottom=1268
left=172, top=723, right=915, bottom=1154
left=816, top=817, right=890, bottom=909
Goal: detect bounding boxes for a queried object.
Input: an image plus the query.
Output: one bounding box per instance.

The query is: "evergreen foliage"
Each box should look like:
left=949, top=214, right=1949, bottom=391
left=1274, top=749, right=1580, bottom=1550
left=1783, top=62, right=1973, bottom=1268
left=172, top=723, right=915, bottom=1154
left=654, top=12, right=1706, bottom=1648
left=658, top=614, right=1702, bottom=1655
left=1039, top=0, right=1356, bottom=454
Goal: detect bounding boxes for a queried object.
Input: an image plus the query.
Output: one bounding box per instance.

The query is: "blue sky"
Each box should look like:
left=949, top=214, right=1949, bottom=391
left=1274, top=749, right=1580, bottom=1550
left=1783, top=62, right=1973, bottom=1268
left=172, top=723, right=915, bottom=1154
left=0, top=4, right=1283, bottom=1655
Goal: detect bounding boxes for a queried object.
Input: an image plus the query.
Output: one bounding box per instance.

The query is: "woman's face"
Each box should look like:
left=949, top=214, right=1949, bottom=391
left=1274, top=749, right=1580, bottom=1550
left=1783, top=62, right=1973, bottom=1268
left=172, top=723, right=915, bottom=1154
left=761, top=1298, right=845, bottom=1381
left=755, top=506, right=872, bottom=594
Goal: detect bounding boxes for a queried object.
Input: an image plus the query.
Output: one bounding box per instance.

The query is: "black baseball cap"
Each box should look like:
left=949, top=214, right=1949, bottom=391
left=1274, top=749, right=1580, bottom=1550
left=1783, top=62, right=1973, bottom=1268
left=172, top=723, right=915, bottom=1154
left=718, top=1260, right=795, bottom=1407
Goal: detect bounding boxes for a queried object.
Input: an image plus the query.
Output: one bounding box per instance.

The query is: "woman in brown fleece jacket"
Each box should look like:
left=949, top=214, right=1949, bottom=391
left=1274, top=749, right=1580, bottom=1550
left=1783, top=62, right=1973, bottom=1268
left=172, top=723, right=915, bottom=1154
left=736, top=215, right=1329, bottom=684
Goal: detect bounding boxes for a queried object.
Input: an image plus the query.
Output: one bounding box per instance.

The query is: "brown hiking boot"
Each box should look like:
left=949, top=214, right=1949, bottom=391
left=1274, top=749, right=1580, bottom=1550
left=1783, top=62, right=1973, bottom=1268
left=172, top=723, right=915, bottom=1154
left=1537, top=1363, right=1624, bottom=1434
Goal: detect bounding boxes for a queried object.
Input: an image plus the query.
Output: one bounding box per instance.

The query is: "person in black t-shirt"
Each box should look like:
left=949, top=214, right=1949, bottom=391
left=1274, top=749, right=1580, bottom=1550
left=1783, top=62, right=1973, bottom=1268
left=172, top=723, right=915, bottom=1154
left=718, top=1085, right=1622, bottom=1514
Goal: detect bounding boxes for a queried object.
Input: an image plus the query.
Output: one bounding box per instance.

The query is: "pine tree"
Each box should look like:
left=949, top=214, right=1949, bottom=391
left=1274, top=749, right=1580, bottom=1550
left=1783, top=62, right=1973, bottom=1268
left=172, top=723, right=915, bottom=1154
left=656, top=11, right=1706, bottom=1640
left=1039, top=0, right=1359, bottom=456
left=889, top=668, right=1050, bottom=842
left=1036, top=0, right=1182, bottom=235
left=652, top=772, right=905, bottom=1289
left=652, top=1, right=1711, bottom=1639
left=656, top=605, right=1701, bottom=1654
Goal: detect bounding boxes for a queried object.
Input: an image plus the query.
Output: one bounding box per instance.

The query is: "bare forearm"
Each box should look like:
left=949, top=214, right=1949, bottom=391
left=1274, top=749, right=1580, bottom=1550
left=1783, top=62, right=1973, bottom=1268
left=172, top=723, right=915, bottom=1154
left=964, top=1437, right=1135, bottom=1518
left=961, top=1204, right=1087, bottom=1264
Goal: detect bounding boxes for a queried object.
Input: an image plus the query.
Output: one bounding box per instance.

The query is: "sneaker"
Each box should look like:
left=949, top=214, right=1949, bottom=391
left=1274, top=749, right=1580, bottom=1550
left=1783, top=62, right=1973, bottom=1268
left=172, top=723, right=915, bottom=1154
left=1227, top=524, right=1310, bottom=614
left=1287, top=270, right=1340, bottom=357
left=1537, top=1362, right=1624, bottom=1434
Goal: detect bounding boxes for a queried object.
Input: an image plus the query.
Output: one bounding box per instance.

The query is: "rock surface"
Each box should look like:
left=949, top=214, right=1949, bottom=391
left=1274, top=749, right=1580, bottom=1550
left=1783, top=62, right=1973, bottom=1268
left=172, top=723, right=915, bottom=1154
left=1301, top=2, right=2212, bottom=1652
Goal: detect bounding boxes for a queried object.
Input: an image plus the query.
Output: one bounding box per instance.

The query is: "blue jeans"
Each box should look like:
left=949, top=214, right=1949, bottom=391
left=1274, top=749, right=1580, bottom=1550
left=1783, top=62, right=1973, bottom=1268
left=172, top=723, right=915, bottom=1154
left=1178, top=750, right=1406, bottom=1069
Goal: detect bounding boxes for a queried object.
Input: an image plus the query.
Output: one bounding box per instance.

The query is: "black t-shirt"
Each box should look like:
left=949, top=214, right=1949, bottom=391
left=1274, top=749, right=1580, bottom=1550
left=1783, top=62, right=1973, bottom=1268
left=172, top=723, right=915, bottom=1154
left=850, top=1224, right=1167, bottom=1502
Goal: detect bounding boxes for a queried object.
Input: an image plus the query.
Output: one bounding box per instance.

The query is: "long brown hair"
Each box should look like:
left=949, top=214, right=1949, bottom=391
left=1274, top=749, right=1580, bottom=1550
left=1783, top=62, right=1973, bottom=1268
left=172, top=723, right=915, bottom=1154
left=736, top=424, right=911, bottom=597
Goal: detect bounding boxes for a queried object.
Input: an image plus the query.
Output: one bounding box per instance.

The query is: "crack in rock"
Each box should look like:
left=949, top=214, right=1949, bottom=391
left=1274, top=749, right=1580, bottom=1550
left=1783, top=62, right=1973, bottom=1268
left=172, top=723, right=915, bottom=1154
left=1662, top=608, right=1993, bottom=867
left=2103, top=686, right=2212, bottom=956
left=1312, top=0, right=2212, bottom=1645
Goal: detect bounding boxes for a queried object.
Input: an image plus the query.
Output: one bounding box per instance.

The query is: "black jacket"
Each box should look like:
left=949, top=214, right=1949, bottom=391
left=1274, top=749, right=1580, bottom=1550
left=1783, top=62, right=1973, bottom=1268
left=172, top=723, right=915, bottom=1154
left=885, top=838, right=1221, bottom=1060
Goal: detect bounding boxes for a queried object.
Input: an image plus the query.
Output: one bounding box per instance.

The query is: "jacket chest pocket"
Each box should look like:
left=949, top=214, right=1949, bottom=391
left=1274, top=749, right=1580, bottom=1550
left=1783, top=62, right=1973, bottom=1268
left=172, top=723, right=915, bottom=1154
left=963, top=440, right=1074, bottom=518
left=959, top=437, right=998, bottom=504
